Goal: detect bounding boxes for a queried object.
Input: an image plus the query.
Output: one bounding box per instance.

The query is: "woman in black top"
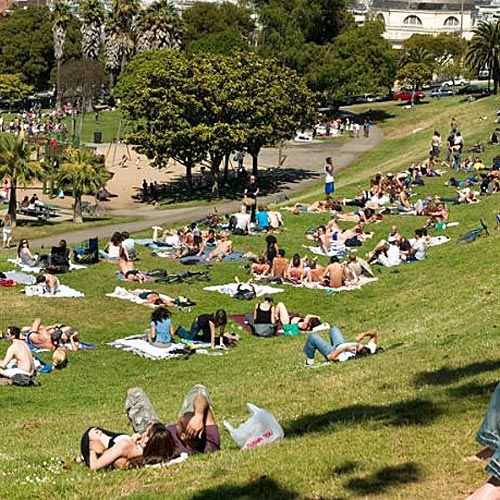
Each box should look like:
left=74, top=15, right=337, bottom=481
left=265, top=235, right=279, bottom=266
left=244, top=175, right=259, bottom=222
left=176, top=309, right=227, bottom=348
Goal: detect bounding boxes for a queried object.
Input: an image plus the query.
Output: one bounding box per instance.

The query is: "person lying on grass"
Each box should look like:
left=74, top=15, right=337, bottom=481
left=465, top=382, right=500, bottom=500
left=119, top=250, right=144, bottom=283
left=0, top=326, right=35, bottom=379
left=303, top=326, right=379, bottom=366
left=129, top=289, right=173, bottom=307
left=126, top=385, right=220, bottom=456
left=35, top=273, right=60, bottom=294
left=205, top=233, right=233, bottom=262
left=22, top=318, right=80, bottom=351
left=175, top=309, right=227, bottom=349
left=148, top=307, right=174, bottom=348
left=245, top=294, right=322, bottom=338
left=80, top=423, right=176, bottom=470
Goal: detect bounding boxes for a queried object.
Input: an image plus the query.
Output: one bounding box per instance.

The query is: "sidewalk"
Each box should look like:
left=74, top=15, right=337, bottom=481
left=31, top=128, right=382, bottom=247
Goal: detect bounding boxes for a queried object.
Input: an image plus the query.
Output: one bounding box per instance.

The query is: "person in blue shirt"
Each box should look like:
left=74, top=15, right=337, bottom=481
left=255, top=205, right=270, bottom=231
left=149, top=307, right=173, bottom=347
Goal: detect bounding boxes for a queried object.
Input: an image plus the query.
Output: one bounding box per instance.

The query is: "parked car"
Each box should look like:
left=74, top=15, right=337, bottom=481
left=478, top=70, right=489, bottom=80
left=430, top=88, right=454, bottom=98
left=441, top=78, right=468, bottom=86
left=457, top=85, right=491, bottom=96
left=392, top=90, right=426, bottom=101
left=364, top=94, right=384, bottom=102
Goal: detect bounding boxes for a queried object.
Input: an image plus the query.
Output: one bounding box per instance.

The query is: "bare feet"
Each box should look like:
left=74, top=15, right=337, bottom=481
left=466, top=477, right=500, bottom=500
left=465, top=447, right=495, bottom=463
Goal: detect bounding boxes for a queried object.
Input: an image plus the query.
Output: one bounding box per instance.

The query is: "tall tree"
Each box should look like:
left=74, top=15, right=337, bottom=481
left=135, top=0, right=183, bottom=52
left=105, top=0, right=139, bottom=86
left=0, top=74, right=33, bottom=109
left=52, top=0, right=73, bottom=106
left=0, top=134, right=45, bottom=227
left=466, top=20, right=500, bottom=94
left=57, top=147, right=109, bottom=223
left=398, top=47, right=434, bottom=105
left=81, top=0, right=105, bottom=60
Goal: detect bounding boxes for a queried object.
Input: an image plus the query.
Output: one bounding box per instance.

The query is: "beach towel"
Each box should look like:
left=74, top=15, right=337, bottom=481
left=306, top=245, right=347, bottom=258
left=285, top=276, right=378, bottom=293
left=106, top=286, right=174, bottom=308
left=107, top=335, right=225, bottom=360
left=0, top=279, right=16, bottom=287
left=180, top=251, right=247, bottom=265
left=204, top=283, right=284, bottom=297
left=3, top=270, right=36, bottom=285
left=8, top=259, right=86, bottom=274
left=23, top=284, right=84, bottom=298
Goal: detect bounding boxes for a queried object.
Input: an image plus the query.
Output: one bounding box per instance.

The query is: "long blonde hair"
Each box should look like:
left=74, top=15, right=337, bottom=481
left=3, top=214, right=11, bottom=225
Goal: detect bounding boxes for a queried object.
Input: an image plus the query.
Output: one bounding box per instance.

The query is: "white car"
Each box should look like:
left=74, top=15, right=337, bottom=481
left=441, top=78, right=468, bottom=86
left=294, top=133, right=313, bottom=143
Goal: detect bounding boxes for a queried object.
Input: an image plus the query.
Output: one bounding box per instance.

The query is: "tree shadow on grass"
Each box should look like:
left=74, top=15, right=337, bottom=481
left=414, top=360, right=500, bottom=388
left=284, top=398, right=441, bottom=438
left=446, top=381, right=498, bottom=399
left=190, top=476, right=299, bottom=500
left=345, top=462, right=421, bottom=496
left=331, top=461, right=361, bottom=476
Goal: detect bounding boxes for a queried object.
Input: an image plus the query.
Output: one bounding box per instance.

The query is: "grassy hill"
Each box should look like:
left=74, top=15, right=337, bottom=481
left=0, top=95, right=498, bottom=499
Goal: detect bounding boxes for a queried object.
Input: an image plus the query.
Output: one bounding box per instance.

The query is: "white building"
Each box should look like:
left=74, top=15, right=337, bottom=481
left=476, top=0, right=500, bottom=23
left=371, top=0, right=476, bottom=48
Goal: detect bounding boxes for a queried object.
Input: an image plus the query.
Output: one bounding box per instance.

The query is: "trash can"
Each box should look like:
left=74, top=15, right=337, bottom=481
left=93, top=132, right=102, bottom=144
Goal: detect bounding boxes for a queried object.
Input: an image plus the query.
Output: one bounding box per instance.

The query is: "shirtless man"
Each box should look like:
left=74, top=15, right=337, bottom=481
left=317, top=225, right=332, bottom=255
left=119, top=255, right=144, bottom=283
left=322, top=256, right=346, bottom=288
left=271, top=249, right=288, bottom=278
left=36, top=273, right=60, bottom=294
left=205, top=233, right=233, bottom=262
left=251, top=257, right=270, bottom=277
left=0, top=326, right=35, bottom=378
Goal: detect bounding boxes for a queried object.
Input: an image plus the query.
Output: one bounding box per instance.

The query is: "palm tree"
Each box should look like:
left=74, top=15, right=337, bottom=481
left=81, top=0, right=105, bottom=60
left=135, top=0, right=183, bottom=52
left=399, top=47, right=434, bottom=67
left=398, top=47, right=434, bottom=106
left=52, top=0, right=73, bottom=107
left=105, top=0, right=139, bottom=87
left=0, top=133, right=46, bottom=227
left=57, top=147, right=109, bottom=223
left=466, top=20, right=500, bottom=94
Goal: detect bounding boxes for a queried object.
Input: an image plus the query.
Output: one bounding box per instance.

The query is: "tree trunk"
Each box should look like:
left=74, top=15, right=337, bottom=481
left=186, top=164, right=193, bottom=189
left=223, top=153, right=230, bottom=182
left=210, top=155, right=222, bottom=198
left=73, top=194, right=83, bottom=224
left=56, top=59, right=62, bottom=109
left=8, top=177, right=17, bottom=227
left=251, top=151, right=259, bottom=176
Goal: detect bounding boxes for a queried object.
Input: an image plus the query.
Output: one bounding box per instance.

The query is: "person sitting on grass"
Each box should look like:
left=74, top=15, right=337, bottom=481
left=0, top=326, right=35, bottom=379
left=285, top=253, right=305, bottom=283
left=323, top=256, right=346, bottom=288
left=102, top=232, right=125, bottom=262
left=271, top=249, right=288, bottom=278
left=36, top=273, right=60, bottom=294
left=176, top=310, right=227, bottom=349
left=17, top=239, right=38, bottom=268
left=407, top=229, right=427, bottom=262
left=119, top=250, right=144, bottom=283
left=80, top=423, right=176, bottom=470
left=303, top=325, right=379, bottom=366
left=267, top=210, right=283, bottom=230
left=425, top=203, right=449, bottom=228
left=465, top=382, right=500, bottom=500
left=245, top=295, right=321, bottom=337
left=173, top=234, right=205, bottom=260
left=125, top=385, right=220, bottom=456
left=255, top=206, right=270, bottom=231
left=251, top=256, right=270, bottom=278
left=231, top=207, right=251, bottom=235
left=205, top=233, right=233, bottom=262
left=305, top=258, right=325, bottom=283
left=121, top=232, right=137, bottom=260
left=148, top=307, right=173, bottom=348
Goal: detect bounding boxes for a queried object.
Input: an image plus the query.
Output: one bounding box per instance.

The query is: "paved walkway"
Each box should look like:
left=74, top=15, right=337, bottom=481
left=31, top=127, right=382, bottom=247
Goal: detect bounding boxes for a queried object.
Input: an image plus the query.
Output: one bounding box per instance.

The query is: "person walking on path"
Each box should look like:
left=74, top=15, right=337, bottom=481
left=324, top=157, right=336, bottom=196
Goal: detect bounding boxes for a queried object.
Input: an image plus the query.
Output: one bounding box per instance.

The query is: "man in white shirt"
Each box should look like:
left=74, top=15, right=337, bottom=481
left=303, top=326, right=379, bottom=366
left=232, top=207, right=251, bottom=234
left=409, top=229, right=427, bottom=261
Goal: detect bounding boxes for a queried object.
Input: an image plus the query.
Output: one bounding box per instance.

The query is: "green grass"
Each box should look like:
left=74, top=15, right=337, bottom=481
left=0, top=96, right=499, bottom=499
left=62, top=110, right=123, bottom=144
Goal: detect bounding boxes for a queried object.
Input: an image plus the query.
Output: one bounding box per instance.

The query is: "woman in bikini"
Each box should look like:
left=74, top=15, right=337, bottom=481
left=285, top=253, right=305, bottom=283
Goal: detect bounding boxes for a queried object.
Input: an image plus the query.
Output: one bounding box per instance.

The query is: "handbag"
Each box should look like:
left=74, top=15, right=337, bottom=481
left=243, top=196, right=256, bottom=207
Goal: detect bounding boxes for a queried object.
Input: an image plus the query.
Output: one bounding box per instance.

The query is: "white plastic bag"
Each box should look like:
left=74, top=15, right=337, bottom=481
left=224, top=403, right=284, bottom=450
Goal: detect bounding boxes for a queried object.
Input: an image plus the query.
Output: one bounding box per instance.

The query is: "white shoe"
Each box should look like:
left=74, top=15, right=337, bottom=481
left=305, top=358, right=315, bottom=367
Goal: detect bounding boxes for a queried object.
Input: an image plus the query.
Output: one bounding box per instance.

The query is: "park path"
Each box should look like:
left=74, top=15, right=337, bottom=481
left=31, top=127, right=382, bottom=247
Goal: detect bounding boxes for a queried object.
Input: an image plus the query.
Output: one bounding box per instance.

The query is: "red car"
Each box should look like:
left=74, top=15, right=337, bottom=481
left=392, top=90, right=426, bottom=101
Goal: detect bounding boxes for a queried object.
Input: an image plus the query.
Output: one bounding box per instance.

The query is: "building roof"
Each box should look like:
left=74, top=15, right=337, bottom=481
left=373, top=0, right=475, bottom=10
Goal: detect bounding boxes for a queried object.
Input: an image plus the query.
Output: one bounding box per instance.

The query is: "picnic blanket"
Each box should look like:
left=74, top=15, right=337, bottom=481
left=3, top=270, right=36, bottom=285
left=180, top=251, right=247, bottom=265
left=23, top=284, right=84, bottom=298
left=285, top=276, right=378, bottom=293
left=204, top=283, right=284, bottom=297
left=306, top=244, right=347, bottom=258
left=106, top=286, right=174, bottom=308
left=8, top=259, right=87, bottom=274
left=107, top=335, right=225, bottom=360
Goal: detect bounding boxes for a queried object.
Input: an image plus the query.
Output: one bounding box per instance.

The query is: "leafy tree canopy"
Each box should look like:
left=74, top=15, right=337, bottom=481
left=0, top=74, right=33, bottom=104
left=185, top=28, right=251, bottom=56
left=0, top=6, right=81, bottom=90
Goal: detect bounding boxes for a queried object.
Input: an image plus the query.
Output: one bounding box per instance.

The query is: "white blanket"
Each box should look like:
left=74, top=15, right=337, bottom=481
left=204, top=283, right=284, bottom=297
left=306, top=245, right=347, bottom=257
left=8, top=259, right=87, bottom=274
left=106, top=286, right=173, bottom=308
left=286, top=276, right=378, bottom=292
left=23, top=284, right=84, bottom=298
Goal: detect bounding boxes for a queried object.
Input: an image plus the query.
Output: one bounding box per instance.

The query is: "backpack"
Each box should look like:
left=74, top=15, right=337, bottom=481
left=234, top=284, right=256, bottom=301
left=11, top=373, right=40, bottom=387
